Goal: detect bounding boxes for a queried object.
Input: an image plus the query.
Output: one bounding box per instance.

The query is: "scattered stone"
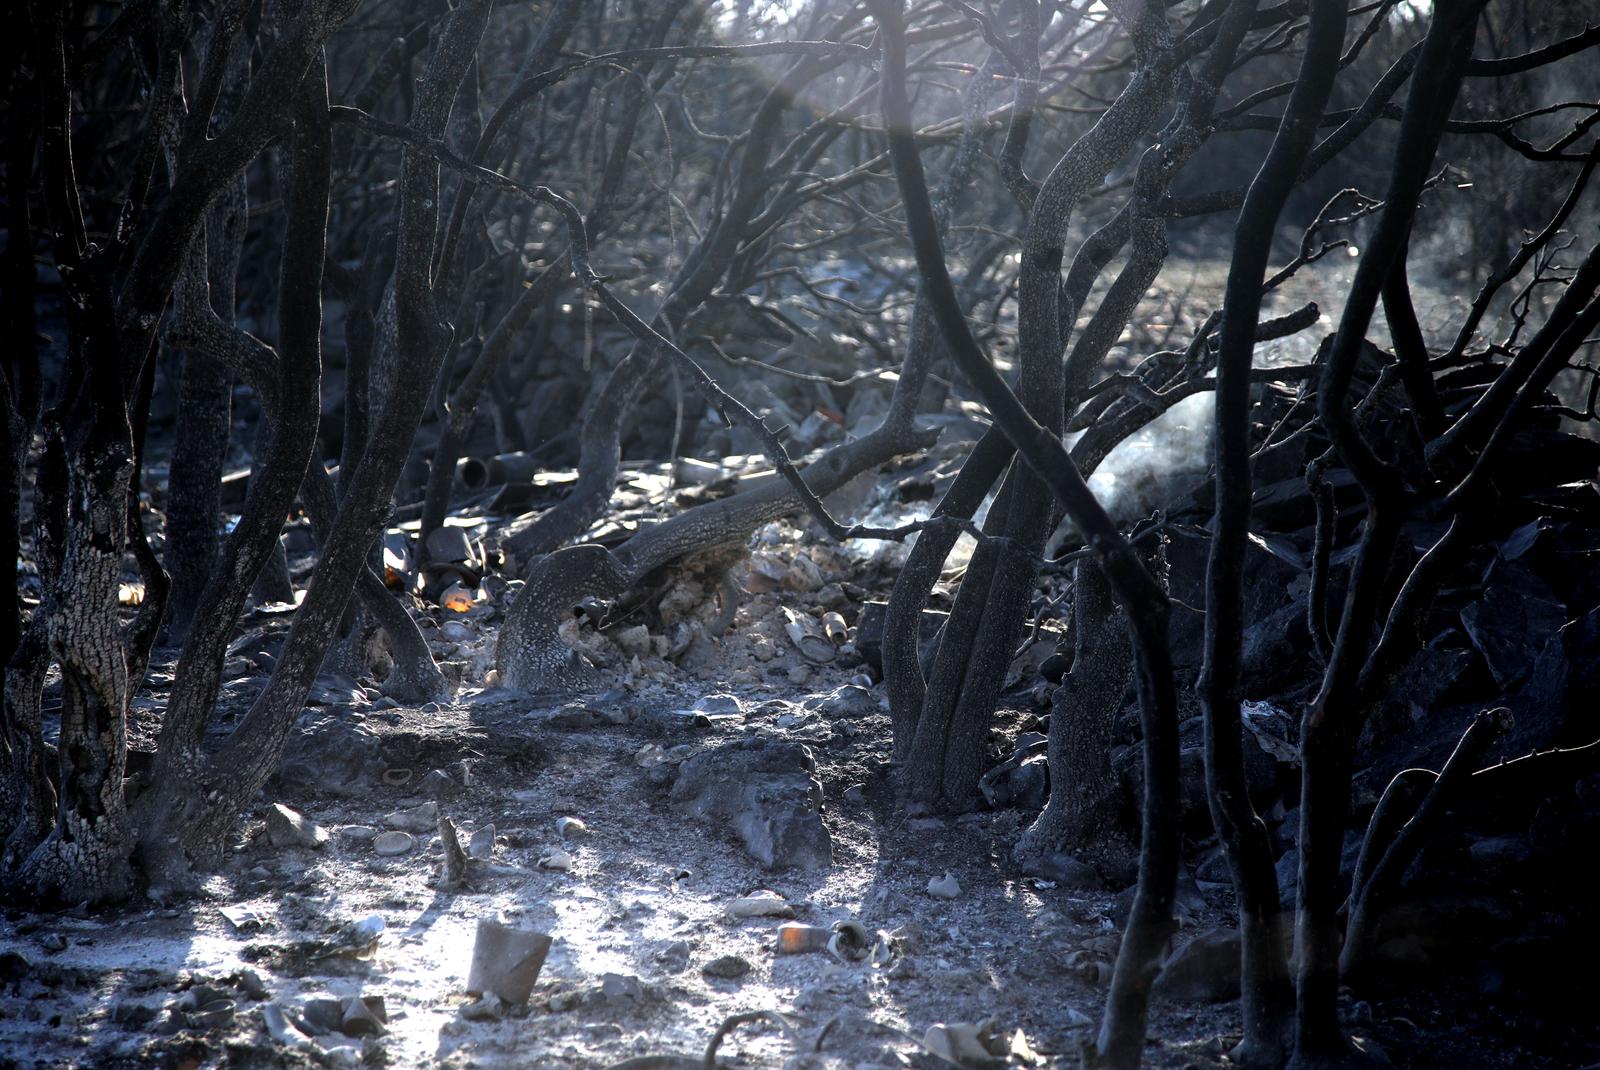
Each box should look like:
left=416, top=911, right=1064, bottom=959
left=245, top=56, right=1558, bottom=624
left=0, top=950, right=31, bottom=983
left=727, top=890, right=796, bottom=919
left=278, top=714, right=386, bottom=797
left=39, top=933, right=67, bottom=953
left=372, top=831, right=416, bottom=856
left=339, top=995, right=388, bottom=1037
left=235, top=968, right=270, bottom=1001
left=1153, top=928, right=1242, bottom=1002
left=693, top=693, right=743, bottom=717
left=784, top=554, right=824, bottom=592
left=439, top=816, right=471, bottom=888
left=670, top=736, right=833, bottom=870
left=422, top=768, right=461, bottom=800
left=460, top=992, right=507, bottom=1021
left=600, top=972, right=646, bottom=1004
left=111, top=1001, right=159, bottom=1028
left=744, top=553, right=789, bottom=594
left=555, top=816, right=588, bottom=840
left=656, top=940, right=692, bottom=974
left=927, top=873, right=962, bottom=900
left=264, top=803, right=329, bottom=850
left=1040, top=650, right=1070, bottom=683
left=538, top=848, right=574, bottom=871
left=702, top=954, right=751, bottom=979
left=468, top=824, right=496, bottom=860
left=339, top=825, right=377, bottom=845
left=440, top=620, right=475, bottom=643
left=301, top=996, right=346, bottom=1034
left=384, top=801, right=440, bottom=833
left=614, top=624, right=652, bottom=657
left=1024, top=853, right=1102, bottom=891
left=219, top=904, right=268, bottom=933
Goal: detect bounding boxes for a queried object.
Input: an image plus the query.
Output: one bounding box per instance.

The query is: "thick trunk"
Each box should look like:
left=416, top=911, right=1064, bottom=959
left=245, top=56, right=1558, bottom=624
left=162, top=170, right=245, bottom=645
left=1014, top=560, right=1135, bottom=874
left=136, top=3, right=492, bottom=892
left=883, top=429, right=1012, bottom=759
left=15, top=401, right=137, bottom=905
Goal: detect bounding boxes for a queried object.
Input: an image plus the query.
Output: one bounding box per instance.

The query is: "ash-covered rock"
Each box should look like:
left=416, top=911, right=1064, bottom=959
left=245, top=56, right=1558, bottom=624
left=669, top=735, right=832, bottom=869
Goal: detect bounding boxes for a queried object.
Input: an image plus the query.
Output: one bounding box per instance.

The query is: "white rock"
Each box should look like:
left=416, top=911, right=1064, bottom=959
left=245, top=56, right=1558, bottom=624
left=384, top=801, right=439, bottom=833
left=264, top=803, right=328, bottom=850
left=614, top=624, right=652, bottom=657
left=372, top=831, right=415, bottom=856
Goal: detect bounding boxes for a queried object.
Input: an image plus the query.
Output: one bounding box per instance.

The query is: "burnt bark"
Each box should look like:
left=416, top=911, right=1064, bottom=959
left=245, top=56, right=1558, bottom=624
left=873, top=7, right=1179, bottom=1065
left=1013, top=559, right=1136, bottom=875
left=1201, top=1, right=1347, bottom=1065
left=1293, top=6, right=1485, bottom=1065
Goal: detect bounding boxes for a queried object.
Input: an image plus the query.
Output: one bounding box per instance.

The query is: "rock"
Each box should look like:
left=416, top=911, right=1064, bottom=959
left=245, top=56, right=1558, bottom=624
left=468, top=824, right=496, bottom=860
left=384, top=801, right=439, bottom=833
left=927, top=873, right=962, bottom=900
left=853, top=600, right=947, bottom=674
left=1040, top=651, right=1070, bottom=683
left=39, top=933, right=67, bottom=953
left=1461, top=561, right=1566, bottom=690
left=422, top=768, right=461, bottom=800
left=614, top=624, right=652, bottom=657
left=547, top=701, right=602, bottom=729
left=0, top=949, right=31, bottom=983
left=1154, top=928, right=1241, bottom=1002
left=701, top=955, right=751, bottom=979
left=460, top=992, right=506, bottom=1021
left=783, top=554, right=824, bottom=592
left=339, top=825, right=377, bottom=845
left=111, top=1001, right=160, bottom=1028
left=372, top=831, right=415, bottom=856
left=277, top=715, right=386, bottom=797
left=819, top=684, right=879, bottom=719
left=979, top=733, right=1050, bottom=810
left=743, top=553, right=789, bottom=594
left=1468, top=834, right=1533, bottom=877
left=600, top=972, right=645, bottom=1004
left=555, top=816, right=588, bottom=840
left=538, top=848, right=573, bottom=871
left=440, top=620, right=474, bottom=643
left=426, top=525, right=478, bottom=567
left=727, top=890, right=796, bottom=919
left=656, top=940, right=691, bottom=973
left=301, top=996, right=346, bottom=1033
left=339, top=995, right=387, bottom=1037
left=264, top=803, right=329, bottom=849
left=1025, top=853, right=1102, bottom=891
left=670, top=736, right=833, bottom=870
left=693, top=693, right=743, bottom=717
left=236, top=968, right=270, bottom=1001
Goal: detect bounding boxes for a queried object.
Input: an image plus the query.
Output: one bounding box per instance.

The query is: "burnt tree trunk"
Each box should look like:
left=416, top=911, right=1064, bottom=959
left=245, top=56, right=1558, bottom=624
left=1013, top=559, right=1136, bottom=875
left=1201, top=0, right=1346, bottom=1065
